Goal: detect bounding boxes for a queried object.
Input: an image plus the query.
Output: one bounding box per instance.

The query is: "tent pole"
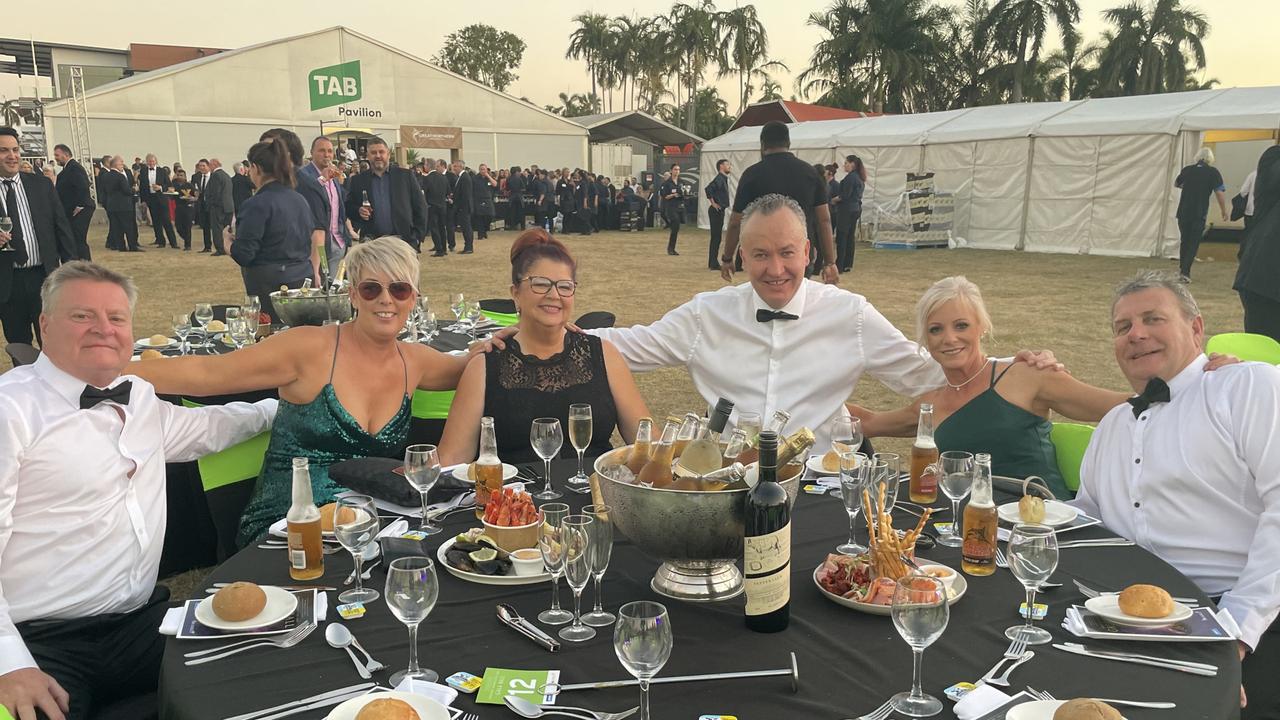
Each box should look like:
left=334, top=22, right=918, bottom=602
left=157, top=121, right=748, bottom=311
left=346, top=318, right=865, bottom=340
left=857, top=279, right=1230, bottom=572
left=1016, top=137, right=1036, bottom=251
left=1154, top=132, right=1184, bottom=259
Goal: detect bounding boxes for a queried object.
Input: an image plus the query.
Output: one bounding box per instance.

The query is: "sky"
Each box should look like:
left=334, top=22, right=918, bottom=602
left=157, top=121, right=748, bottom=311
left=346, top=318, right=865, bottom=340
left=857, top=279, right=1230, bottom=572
left=6, top=0, right=1279, bottom=113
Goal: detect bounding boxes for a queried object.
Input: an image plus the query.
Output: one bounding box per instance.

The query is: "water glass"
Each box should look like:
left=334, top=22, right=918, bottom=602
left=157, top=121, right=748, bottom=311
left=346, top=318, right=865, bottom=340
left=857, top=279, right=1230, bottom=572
left=172, top=313, right=191, bottom=355
left=837, top=452, right=871, bottom=555
left=538, top=503, right=573, bottom=625
left=829, top=415, right=864, bottom=497
left=464, top=301, right=483, bottom=341
left=193, top=303, right=213, bottom=347
left=1005, top=523, right=1058, bottom=644
left=450, top=292, right=465, bottom=328
left=937, top=451, right=974, bottom=547
left=558, top=514, right=596, bottom=642
left=567, top=404, right=593, bottom=493
left=530, top=417, right=563, bottom=500
left=242, top=294, right=261, bottom=317
left=421, top=309, right=437, bottom=342
left=385, top=556, right=440, bottom=685
left=240, top=305, right=260, bottom=341
left=228, top=317, right=250, bottom=351
left=614, top=601, right=673, bottom=720
left=404, top=444, right=443, bottom=534
left=582, top=503, right=616, bottom=627
left=890, top=575, right=949, bottom=717
left=334, top=495, right=380, bottom=604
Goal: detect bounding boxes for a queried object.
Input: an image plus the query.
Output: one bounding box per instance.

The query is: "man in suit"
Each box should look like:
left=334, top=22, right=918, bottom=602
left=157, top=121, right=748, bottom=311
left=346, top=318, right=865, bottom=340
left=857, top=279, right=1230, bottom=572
left=100, top=156, right=141, bottom=253
left=344, top=137, right=428, bottom=252
left=0, top=127, right=77, bottom=345
left=423, top=159, right=450, bottom=256
left=52, top=144, right=95, bottom=260
left=446, top=159, right=474, bottom=253
left=704, top=159, right=733, bottom=271
left=231, top=162, right=254, bottom=218
left=507, top=165, right=526, bottom=231
left=300, top=135, right=350, bottom=282
left=191, top=159, right=211, bottom=252
left=94, top=156, right=117, bottom=251
left=204, top=158, right=233, bottom=256
left=137, top=154, right=176, bottom=248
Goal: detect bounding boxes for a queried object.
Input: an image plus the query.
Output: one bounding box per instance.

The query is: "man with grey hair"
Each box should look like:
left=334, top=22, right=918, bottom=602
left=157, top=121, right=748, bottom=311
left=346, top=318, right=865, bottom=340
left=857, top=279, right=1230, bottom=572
left=138, top=153, right=175, bottom=248
left=204, top=158, right=233, bottom=256
left=0, top=261, right=277, bottom=720
left=1074, top=270, right=1280, bottom=716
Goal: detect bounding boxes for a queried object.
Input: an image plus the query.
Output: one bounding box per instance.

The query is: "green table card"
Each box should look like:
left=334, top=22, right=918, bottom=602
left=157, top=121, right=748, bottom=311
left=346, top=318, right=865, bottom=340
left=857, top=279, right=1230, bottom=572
left=477, top=667, right=561, bottom=705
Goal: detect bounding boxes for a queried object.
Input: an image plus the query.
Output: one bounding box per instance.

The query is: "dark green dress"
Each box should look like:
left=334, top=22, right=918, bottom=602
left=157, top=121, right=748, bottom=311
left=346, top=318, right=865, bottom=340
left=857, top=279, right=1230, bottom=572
left=933, top=362, right=1069, bottom=499
left=237, top=325, right=411, bottom=546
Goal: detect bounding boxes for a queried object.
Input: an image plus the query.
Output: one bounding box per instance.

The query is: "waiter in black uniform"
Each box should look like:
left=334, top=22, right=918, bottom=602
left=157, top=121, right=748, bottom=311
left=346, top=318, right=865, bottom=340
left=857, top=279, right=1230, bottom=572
left=704, top=159, right=731, bottom=271
left=660, top=165, right=684, bottom=256
left=52, top=144, right=94, bottom=260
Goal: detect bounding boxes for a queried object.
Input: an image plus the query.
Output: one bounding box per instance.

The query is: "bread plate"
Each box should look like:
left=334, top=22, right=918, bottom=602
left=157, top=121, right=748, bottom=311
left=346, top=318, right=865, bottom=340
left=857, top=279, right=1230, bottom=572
left=1084, top=595, right=1193, bottom=627
left=997, top=500, right=1078, bottom=527
left=194, top=585, right=298, bottom=631
left=1006, top=700, right=1128, bottom=720
left=325, top=691, right=450, bottom=720
left=135, top=336, right=177, bottom=349
left=436, top=537, right=548, bottom=586
left=812, top=565, right=966, bottom=616
left=449, top=462, right=517, bottom=484
left=805, top=455, right=840, bottom=476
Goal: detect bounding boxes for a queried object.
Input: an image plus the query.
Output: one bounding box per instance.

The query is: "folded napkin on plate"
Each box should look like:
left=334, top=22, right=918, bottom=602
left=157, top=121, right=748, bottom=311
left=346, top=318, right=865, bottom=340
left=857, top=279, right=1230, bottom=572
left=1062, top=606, right=1241, bottom=640
left=329, top=457, right=470, bottom=507
left=954, top=684, right=1015, bottom=720
left=159, top=591, right=328, bottom=636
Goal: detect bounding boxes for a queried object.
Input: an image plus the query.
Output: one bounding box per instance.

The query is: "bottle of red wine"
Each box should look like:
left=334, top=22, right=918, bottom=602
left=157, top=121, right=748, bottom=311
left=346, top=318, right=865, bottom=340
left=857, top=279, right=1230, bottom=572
left=743, top=430, right=790, bottom=632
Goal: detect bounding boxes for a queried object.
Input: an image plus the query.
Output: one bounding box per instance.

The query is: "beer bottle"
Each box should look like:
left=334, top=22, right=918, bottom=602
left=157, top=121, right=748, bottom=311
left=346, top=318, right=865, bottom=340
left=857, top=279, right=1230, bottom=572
left=738, top=409, right=790, bottom=465
left=625, top=417, right=654, bottom=476
left=672, top=413, right=700, bottom=459
left=908, top=403, right=940, bottom=503
left=637, top=421, right=679, bottom=488
left=962, top=453, right=998, bottom=576
left=744, top=431, right=791, bottom=633
left=286, top=457, right=324, bottom=581
left=474, top=417, right=503, bottom=518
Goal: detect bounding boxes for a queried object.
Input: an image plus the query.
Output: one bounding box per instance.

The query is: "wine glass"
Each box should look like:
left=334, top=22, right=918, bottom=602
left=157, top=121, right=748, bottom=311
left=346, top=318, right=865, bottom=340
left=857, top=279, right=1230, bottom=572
left=227, top=317, right=250, bottom=351
left=869, top=458, right=899, bottom=514
left=193, top=303, right=213, bottom=348
left=614, top=601, right=673, bottom=720
left=890, top=575, right=949, bottom=717
left=464, top=301, right=483, bottom=341
left=240, top=304, right=260, bottom=342
left=172, top=313, right=191, bottom=356
left=334, top=495, right=380, bottom=604
left=420, top=309, right=437, bottom=343
left=937, top=451, right=974, bottom=548
left=530, top=417, right=563, bottom=500
left=1005, top=523, right=1058, bottom=645
left=450, top=292, right=465, bottom=330
left=836, top=452, right=871, bottom=555
left=385, top=556, right=440, bottom=685
left=537, top=503, right=573, bottom=625
left=558, top=514, right=596, bottom=642
left=223, top=307, right=242, bottom=350
left=0, top=216, right=14, bottom=252
left=581, top=503, right=616, bottom=627
left=404, top=444, right=443, bottom=534
left=829, top=416, right=864, bottom=496
left=567, top=404, right=593, bottom=493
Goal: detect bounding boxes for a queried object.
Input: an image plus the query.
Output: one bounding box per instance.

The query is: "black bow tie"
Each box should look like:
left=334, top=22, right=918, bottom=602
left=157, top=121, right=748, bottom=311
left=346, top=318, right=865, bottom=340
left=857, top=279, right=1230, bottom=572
left=757, top=309, right=799, bottom=323
left=1127, top=377, right=1170, bottom=418
left=80, top=381, right=132, bottom=410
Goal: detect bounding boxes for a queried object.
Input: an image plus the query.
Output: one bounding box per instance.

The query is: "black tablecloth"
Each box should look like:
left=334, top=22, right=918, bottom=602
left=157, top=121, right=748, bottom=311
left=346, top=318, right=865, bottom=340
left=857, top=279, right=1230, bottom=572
left=159, top=463, right=1240, bottom=720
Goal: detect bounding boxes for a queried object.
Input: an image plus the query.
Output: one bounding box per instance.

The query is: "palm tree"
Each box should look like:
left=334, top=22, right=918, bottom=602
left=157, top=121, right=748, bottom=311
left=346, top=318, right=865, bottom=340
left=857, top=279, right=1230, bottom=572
left=757, top=78, right=784, bottom=102
left=1094, top=0, right=1209, bottom=97
left=667, top=0, right=724, bottom=133
left=1038, top=29, right=1100, bottom=100
left=566, top=13, right=611, bottom=101
left=990, top=0, right=1080, bottom=103
left=718, top=5, right=789, bottom=114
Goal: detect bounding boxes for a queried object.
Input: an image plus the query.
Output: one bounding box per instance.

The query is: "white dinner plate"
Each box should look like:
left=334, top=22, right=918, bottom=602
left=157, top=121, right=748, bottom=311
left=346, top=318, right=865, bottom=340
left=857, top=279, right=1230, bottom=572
left=450, top=462, right=517, bottom=484
left=437, top=537, right=549, bottom=586
left=135, top=337, right=177, bottom=349
left=194, top=585, right=298, bottom=630
left=1083, top=595, right=1194, bottom=627
left=997, top=500, right=1079, bottom=527
left=268, top=517, right=336, bottom=539
left=325, top=691, right=450, bottom=720
left=1006, top=700, right=1128, bottom=720
left=812, top=565, right=966, bottom=616
left=805, top=455, right=841, bottom=476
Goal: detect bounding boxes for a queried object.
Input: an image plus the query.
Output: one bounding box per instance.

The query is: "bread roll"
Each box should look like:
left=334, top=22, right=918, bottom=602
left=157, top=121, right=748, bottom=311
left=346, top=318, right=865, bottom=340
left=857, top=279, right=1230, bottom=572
left=356, top=698, right=420, bottom=720
left=148, top=334, right=170, bottom=346
left=1018, top=495, right=1046, bottom=524
left=206, top=319, right=226, bottom=332
left=319, top=503, right=357, bottom=533
left=140, top=349, right=164, bottom=361
left=822, top=450, right=841, bottom=472
left=211, top=582, right=267, bottom=622
left=1052, top=698, right=1122, bottom=720
left=1118, top=583, right=1174, bottom=618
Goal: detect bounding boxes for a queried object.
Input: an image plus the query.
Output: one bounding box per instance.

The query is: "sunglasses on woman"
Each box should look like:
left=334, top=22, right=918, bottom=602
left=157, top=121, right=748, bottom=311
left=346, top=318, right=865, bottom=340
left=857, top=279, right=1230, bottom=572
left=521, top=276, right=577, bottom=297
left=357, top=280, right=416, bottom=302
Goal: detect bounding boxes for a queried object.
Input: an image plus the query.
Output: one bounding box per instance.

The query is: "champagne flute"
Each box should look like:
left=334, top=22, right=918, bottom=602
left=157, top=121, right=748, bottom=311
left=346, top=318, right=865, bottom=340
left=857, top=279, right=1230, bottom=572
left=530, top=417, right=563, bottom=500
left=567, top=404, right=593, bottom=493
left=223, top=307, right=241, bottom=349
left=240, top=304, right=260, bottom=342
left=385, top=556, right=440, bottom=685
left=937, top=451, right=974, bottom=547
left=828, top=416, right=863, bottom=496
left=538, top=503, right=573, bottom=625
left=869, top=457, right=898, bottom=514
left=421, top=309, right=437, bottom=343
left=614, top=601, right=673, bottom=720
left=890, top=575, right=949, bottom=717
left=193, top=303, right=213, bottom=348
left=836, top=452, right=871, bottom=555
left=404, top=444, right=443, bottom=534
left=1005, top=523, right=1058, bottom=645
left=334, top=495, right=380, bottom=604
left=581, top=503, right=616, bottom=627
left=0, top=216, right=14, bottom=252
left=464, top=300, right=483, bottom=342
left=558, top=514, right=596, bottom=642
left=172, top=313, right=191, bottom=356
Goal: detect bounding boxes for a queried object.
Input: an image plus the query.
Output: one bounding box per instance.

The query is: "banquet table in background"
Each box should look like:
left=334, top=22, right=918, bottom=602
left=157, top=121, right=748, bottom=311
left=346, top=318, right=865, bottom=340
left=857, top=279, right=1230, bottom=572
left=158, top=461, right=1241, bottom=720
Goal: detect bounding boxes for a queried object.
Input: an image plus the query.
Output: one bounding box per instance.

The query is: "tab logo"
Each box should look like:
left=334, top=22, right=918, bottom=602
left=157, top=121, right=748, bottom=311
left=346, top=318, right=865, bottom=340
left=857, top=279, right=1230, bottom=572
left=309, top=60, right=362, bottom=111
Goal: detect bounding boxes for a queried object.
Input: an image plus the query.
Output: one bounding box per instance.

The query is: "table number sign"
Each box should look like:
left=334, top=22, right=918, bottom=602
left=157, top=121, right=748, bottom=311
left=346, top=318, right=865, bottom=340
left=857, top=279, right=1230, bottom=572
left=477, top=667, right=561, bottom=705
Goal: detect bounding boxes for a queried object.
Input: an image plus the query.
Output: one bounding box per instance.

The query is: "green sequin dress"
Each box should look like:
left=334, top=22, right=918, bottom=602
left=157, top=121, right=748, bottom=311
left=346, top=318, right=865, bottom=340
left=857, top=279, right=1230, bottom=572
left=236, top=325, right=411, bottom=546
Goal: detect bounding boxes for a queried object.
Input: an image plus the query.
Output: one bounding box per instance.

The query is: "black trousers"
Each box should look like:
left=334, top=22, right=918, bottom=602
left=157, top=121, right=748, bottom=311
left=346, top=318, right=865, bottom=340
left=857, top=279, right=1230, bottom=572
left=104, top=209, right=119, bottom=250
left=427, top=205, right=447, bottom=253
left=199, top=212, right=212, bottom=251
left=447, top=206, right=473, bottom=250
left=16, top=586, right=169, bottom=720
left=474, top=213, right=492, bottom=239
left=243, top=261, right=311, bottom=324
left=665, top=210, right=681, bottom=252
left=1177, top=215, right=1205, bottom=278
left=836, top=212, right=860, bottom=272
left=145, top=196, right=176, bottom=247
left=1240, top=290, right=1280, bottom=344
left=0, top=266, right=46, bottom=345
left=510, top=198, right=525, bottom=230
left=174, top=204, right=193, bottom=249
left=209, top=216, right=227, bottom=254
left=69, top=207, right=94, bottom=260
left=107, top=210, right=139, bottom=251
left=708, top=207, right=725, bottom=269
left=1243, top=615, right=1280, bottom=719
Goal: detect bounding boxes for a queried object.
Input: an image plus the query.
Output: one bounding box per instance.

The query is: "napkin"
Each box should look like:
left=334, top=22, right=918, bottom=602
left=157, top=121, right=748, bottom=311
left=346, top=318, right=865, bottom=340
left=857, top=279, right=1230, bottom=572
left=1063, top=605, right=1241, bottom=641
left=393, top=677, right=458, bottom=707
left=377, top=518, right=410, bottom=539
left=954, top=684, right=1014, bottom=720
left=159, top=590, right=329, bottom=636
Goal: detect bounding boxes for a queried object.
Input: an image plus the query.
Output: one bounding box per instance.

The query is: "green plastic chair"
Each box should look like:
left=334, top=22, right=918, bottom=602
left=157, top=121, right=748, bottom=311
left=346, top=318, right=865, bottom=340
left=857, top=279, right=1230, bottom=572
left=1206, top=332, right=1280, bottom=365
left=181, top=399, right=270, bottom=491
left=481, top=310, right=519, bottom=327
left=0, top=703, right=12, bottom=720
left=412, top=389, right=456, bottom=420
left=1050, top=422, right=1095, bottom=495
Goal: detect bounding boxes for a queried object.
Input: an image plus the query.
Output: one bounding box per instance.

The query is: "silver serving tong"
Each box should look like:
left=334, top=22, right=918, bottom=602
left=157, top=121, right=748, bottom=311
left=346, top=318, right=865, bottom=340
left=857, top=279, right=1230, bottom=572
left=497, top=603, right=561, bottom=652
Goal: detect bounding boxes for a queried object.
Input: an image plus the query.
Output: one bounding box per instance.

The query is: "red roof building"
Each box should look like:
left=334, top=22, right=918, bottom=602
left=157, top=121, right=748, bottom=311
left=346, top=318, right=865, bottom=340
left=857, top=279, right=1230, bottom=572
left=729, top=100, right=880, bottom=130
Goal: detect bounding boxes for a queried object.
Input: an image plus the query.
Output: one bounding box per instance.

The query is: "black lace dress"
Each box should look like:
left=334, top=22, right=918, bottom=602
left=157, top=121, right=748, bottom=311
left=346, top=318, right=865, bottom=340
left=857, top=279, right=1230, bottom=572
left=483, top=332, right=619, bottom=463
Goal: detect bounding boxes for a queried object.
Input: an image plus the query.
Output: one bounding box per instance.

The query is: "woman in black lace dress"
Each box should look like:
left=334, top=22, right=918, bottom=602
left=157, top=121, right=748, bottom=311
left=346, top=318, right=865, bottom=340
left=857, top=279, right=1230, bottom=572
left=439, top=229, right=649, bottom=464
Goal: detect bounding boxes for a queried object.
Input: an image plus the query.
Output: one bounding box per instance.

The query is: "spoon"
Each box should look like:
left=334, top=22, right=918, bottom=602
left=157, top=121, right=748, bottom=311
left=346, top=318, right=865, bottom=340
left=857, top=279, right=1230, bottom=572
left=325, top=623, right=372, bottom=679
left=505, top=694, right=630, bottom=720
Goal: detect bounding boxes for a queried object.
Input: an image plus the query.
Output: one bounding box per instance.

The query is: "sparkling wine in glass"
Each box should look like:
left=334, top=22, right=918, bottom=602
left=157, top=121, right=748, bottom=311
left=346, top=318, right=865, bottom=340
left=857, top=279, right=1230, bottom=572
left=567, top=404, right=593, bottom=493
left=937, top=451, right=974, bottom=548
left=172, top=313, right=191, bottom=356
left=334, top=495, right=380, bottom=604
left=404, top=444, right=442, bottom=534
left=614, top=601, right=673, bottom=720
left=829, top=416, right=864, bottom=496
left=385, top=556, right=440, bottom=685
left=538, top=503, right=573, bottom=625
left=193, top=303, right=214, bottom=348
left=581, top=503, right=616, bottom=627
left=0, top=216, right=14, bottom=252
left=558, top=514, right=596, bottom=642
left=530, top=417, right=563, bottom=500
left=836, top=452, right=871, bottom=555
left=1005, top=523, right=1058, bottom=645
left=890, top=575, right=949, bottom=717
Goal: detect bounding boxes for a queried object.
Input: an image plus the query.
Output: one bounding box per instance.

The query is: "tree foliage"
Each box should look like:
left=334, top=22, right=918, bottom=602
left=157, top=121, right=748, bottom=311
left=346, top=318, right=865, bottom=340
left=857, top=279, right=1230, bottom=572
left=433, top=24, right=526, bottom=92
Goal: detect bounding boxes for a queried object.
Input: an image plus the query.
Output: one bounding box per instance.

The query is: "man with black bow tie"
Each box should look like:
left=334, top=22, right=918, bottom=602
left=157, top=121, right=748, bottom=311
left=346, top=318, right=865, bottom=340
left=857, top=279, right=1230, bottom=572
left=1073, top=270, right=1280, bottom=718
left=0, top=261, right=276, bottom=719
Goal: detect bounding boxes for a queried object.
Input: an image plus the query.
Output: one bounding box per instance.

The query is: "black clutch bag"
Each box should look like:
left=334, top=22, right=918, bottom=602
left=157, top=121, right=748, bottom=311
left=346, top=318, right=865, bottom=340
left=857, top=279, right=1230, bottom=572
left=328, top=457, right=470, bottom=507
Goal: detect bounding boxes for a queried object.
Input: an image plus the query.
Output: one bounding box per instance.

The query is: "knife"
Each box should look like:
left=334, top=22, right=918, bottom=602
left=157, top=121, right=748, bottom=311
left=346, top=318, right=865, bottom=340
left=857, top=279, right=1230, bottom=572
left=497, top=603, right=561, bottom=652
left=1058, top=643, right=1218, bottom=671
left=245, top=688, right=377, bottom=720
left=222, top=682, right=376, bottom=720
left=1052, top=644, right=1218, bottom=676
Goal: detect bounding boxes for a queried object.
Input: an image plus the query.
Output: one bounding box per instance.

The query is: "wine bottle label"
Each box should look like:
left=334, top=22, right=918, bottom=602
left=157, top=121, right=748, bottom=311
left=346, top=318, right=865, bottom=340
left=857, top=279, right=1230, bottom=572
left=744, top=524, right=791, bottom=616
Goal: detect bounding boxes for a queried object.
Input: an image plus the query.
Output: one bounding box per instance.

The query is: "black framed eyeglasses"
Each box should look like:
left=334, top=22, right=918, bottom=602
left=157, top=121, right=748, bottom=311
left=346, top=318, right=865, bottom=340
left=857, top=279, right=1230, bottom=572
left=521, top=276, right=577, bottom=297
left=357, top=280, right=416, bottom=302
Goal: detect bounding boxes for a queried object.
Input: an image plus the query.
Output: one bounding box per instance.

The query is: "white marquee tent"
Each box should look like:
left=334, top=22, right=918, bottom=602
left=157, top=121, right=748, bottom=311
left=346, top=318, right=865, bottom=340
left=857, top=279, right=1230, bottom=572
left=698, top=87, right=1280, bottom=257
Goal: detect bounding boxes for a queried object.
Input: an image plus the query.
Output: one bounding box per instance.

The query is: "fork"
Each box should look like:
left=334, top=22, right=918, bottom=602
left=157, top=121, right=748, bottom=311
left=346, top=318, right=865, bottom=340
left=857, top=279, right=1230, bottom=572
left=984, top=650, right=1034, bottom=687
left=848, top=700, right=894, bottom=720
left=995, top=546, right=1009, bottom=569
left=347, top=633, right=387, bottom=674
left=258, top=541, right=343, bottom=555
left=979, top=635, right=1029, bottom=684
left=1073, top=579, right=1198, bottom=605
left=460, top=714, right=480, bottom=720
left=184, top=622, right=316, bottom=664
left=1027, top=687, right=1176, bottom=710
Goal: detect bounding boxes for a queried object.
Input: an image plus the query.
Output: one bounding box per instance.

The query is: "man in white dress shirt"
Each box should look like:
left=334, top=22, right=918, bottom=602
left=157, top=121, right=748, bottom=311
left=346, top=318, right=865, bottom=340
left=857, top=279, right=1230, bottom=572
left=0, top=261, right=277, bottom=720
left=1074, top=270, right=1280, bottom=717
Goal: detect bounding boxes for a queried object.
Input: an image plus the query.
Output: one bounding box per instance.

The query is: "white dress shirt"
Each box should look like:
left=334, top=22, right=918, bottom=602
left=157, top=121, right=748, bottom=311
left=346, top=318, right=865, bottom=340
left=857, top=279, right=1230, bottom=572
left=0, top=356, right=277, bottom=675
left=1073, top=355, right=1280, bottom=649
left=590, top=279, right=945, bottom=450
left=0, top=173, right=40, bottom=268
left=1241, top=170, right=1257, bottom=217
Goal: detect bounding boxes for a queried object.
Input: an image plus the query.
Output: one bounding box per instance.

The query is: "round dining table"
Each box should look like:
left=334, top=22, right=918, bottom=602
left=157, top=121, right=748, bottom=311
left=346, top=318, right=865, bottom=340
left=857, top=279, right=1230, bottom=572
left=158, top=461, right=1241, bottom=720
